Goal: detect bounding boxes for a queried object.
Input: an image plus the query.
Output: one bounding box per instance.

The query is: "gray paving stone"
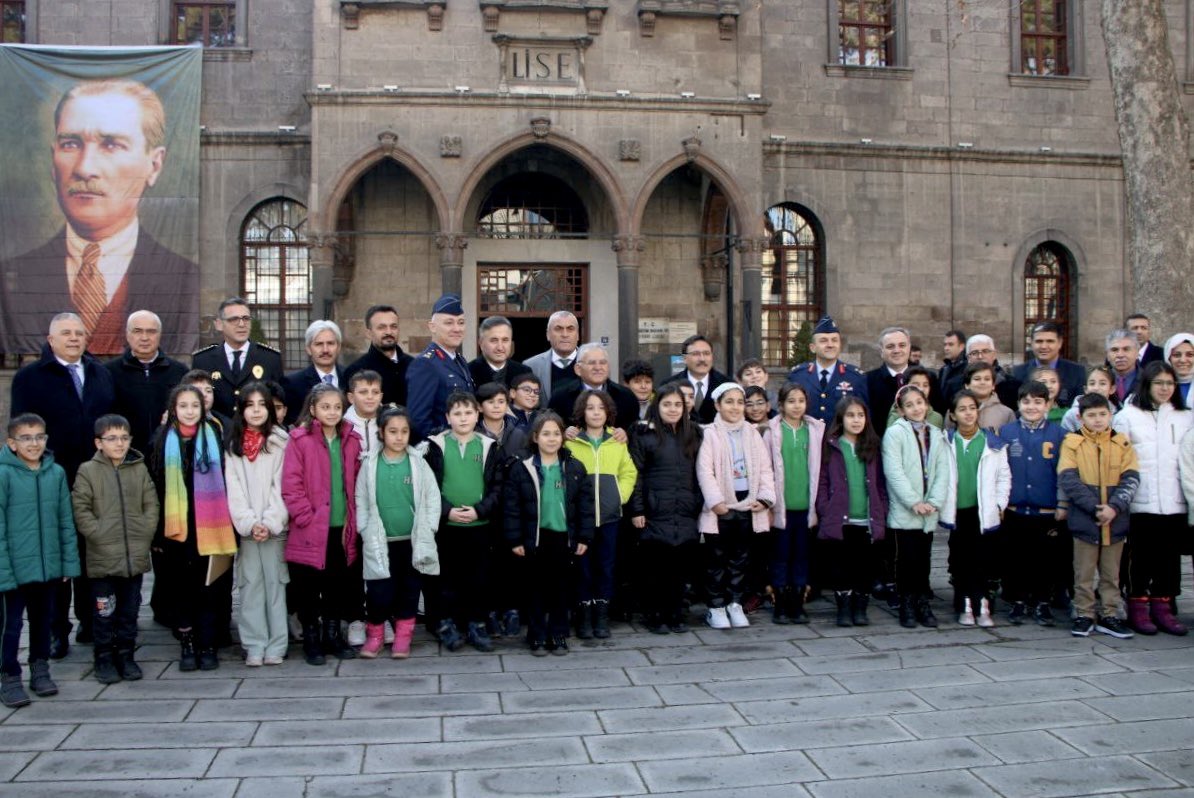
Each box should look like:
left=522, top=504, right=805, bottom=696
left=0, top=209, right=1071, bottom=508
left=1159, top=668, right=1194, bottom=685
left=805, top=769, right=1002, bottom=798
left=1053, top=719, right=1194, bottom=755
left=1125, top=790, right=1194, bottom=798
left=1136, top=750, right=1194, bottom=787
left=254, top=717, right=441, bottom=746
left=913, top=675, right=1109, bottom=710
left=34, top=681, right=104, bottom=701
left=443, top=711, right=601, bottom=741
left=698, top=675, right=847, bottom=702
left=894, top=645, right=996, bottom=667
left=518, top=667, right=631, bottom=690
left=972, top=654, right=1128, bottom=682
left=208, top=744, right=364, bottom=777
left=97, top=679, right=240, bottom=699
left=187, top=697, right=344, bottom=721
left=440, top=672, right=528, bottom=693
left=61, top=721, right=257, bottom=749
left=978, top=640, right=1099, bottom=660
left=586, top=728, right=742, bottom=762
left=302, top=772, right=454, bottom=797
left=335, top=655, right=502, bottom=676
left=1080, top=671, right=1194, bottom=696
left=689, top=625, right=818, bottom=646
left=970, top=730, right=1087, bottom=764
left=453, top=762, right=645, bottom=797
left=638, top=750, right=821, bottom=792
left=735, top=689, right=933, bottom=724
left=364, top=737, right=587, bottom=773
left=0, top=752, right=33, bottom=781
left=653, top=684, right=720, bottom=705
left=971, top=754, right=1178, bottom=797
left=648, top=786, right=811, bottom=798
left=791, top=637, right=873, bottom=657
left=0, top=725, right=72, bottom=752
left=579, top=631, right=699, bottom=650
left=784, top=652, right=901, bottom=675
left=235, top=675, right=437, bottom=698
left=2, top=699, right=193, bottom=724
left=598, top=703, right=746, bottom=733
left=344, top=692, right=500, bottom=718
left=1084, top=692, right=1194, bottom=722
left=228, top=776, right=308, bottom=798
left=16, top=748, right=216, bottom=781
left=645, top=640, right=803, bottom=666
left=858, top=629, right=996, bottom=650
left=806, top=738, right=998, bottom=778
left=834, top=663, right=990, bottom=693
left=730, top=716, right=914, bottom=753
left=1, top=778, right=238, bottom=797
left=1104, top=650, right=1194, bottom=672
left=499, top=649, right=652, bottom=671
left=501, top=686, right=661, bottom=713
left=625, top=658, right=802, bottom=685
left=894, top=700, right=1111, bottom=738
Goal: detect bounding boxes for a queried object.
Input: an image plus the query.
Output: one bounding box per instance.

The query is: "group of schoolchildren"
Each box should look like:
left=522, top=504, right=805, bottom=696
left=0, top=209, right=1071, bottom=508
left=4, top=329, right=1194, bottom=710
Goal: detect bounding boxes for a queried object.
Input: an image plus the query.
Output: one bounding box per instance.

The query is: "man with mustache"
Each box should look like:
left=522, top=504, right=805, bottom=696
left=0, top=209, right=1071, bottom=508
left=343, top=304, right=412, bottom=407
left=0, top=78, right=198, bottom=355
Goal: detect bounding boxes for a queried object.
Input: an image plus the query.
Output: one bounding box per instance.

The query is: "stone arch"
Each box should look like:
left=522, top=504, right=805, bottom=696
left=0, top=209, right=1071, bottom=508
left=222, top=182, right=308, bottom=294
left=1010, top=227, right=1086, bottom=358
left=317, top=141, right=450, bottom=236
left=630, top=153, right=759, bottom=240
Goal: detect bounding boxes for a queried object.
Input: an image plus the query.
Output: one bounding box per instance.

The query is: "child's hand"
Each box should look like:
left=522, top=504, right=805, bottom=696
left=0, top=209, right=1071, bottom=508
left=712, top=503, right=729, bottom=516
left=1095, top=504, right=1118, bottom=525
left=512, top=545, right=526, bottom=557
left=449, top=506, right=478, bottom=524
left=631, top=515, right=646, bottom=529
left=564, top=425, right=580, bottom=440
left=611, top=427, right=628, bottom=444
left=913, top=502, right=935, bottom=516
left=251, top=524, right=270, bottom=542
left=748, top=500, right=766, bottom=512
left=575, top=543, right=588, bottom=556
left=1054, top=508, right=1068, bottom=521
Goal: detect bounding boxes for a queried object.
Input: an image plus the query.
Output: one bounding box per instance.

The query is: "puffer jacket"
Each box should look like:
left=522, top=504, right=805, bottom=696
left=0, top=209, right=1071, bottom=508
left=628, top=422, right=702, bottom=547
left=355, top=447, right=441, bottom=580
left=1058, top=427, right=1139, bottom=545
left=565, top=429, right=637, bottom=527
left=282, top=422, right=362, bottom=569
left=1112, top=403, right=1192, bottom=516
left=938, top=429, right=1011, bottom=534
left=763, top=415, right=825, bottom=528
left=881, top=418, right=951, bottom=532
left=0, top=447, right=80, bottom=590
left=422, top=431, right=502, bottom=525
left=72, top=448, right=159, bottom=578
left=503, top=449, right=595, bottom=551
left=225, top=427, right=291, bottom=539
left=697, top=418, right=776, bottom=534
left=815, top=436, right=888, bottom=542
left=1179, top=427, right=1194, bottom=525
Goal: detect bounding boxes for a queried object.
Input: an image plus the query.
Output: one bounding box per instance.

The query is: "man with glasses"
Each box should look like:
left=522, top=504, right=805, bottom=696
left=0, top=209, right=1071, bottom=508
left=105, top=309, right=187, bottom=454
left=192, top=297, right=283, bottom=418
left=961, top=334, right=1022, bottom=410
left=660, top=334, right=730, bottom=424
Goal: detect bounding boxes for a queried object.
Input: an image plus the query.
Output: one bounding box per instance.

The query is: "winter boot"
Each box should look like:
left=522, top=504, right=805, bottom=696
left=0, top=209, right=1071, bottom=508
left=1128, top=597, right=1158, bottom=635
left=976, top=598, right=995, bottom=628
left=835, top=591, right=853, bottom=627
left=0, top=674, right=30, bottom=708
left=772, top=587, right=792, bottom=624
left=28, top=659, right=58, bottom=696
left=392, top=618, right=416, bottom=659
left=92, top=649, right=122, bottom=685
left=359, top=623, right=386, bottom=658
left=323, top=618, right=357, bottom=659
left=592, top=600, right=611, bottom=639
left=115, top=646, right=143, bottom=681
left=851, top=592, right=870, bottom=626
left=1150, top=597, right=1188, bottom=636
left=898, top=595, right=917, bottom=628
left=644, top=612, right=670, bottom=634
left=197, top=648, right=219, bottom=671
left=915, top=596, right=939, bottom=628
left=575, top=602, right=594, bottom=639
left=178, top=630, right=199, bottom=671
left=302, top=622, right=326, bottom=665
left=789, top=585, right=809, bottom=624
left=436, top=618, right=464, bottom=652
left=467, top=621, right=495, bottom=652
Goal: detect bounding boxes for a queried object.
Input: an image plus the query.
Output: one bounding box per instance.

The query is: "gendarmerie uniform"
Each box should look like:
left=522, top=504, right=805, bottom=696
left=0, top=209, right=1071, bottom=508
left=192, top=341, right=284, bottom=418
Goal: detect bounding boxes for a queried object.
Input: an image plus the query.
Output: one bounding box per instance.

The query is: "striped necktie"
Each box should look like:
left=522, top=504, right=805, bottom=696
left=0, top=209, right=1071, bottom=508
left=72, top=243, right=107, bottom=333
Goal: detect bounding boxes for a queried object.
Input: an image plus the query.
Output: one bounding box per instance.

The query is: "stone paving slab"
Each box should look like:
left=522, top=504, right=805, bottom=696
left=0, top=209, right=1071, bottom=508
left=364, top=737, right=588, bottom=774
left=971, top=754, right=1179, bottom=797
left=969, top=730, right=1087, bottom=764
left=453, top=762, right=645, bottom=797
left=893, top=699, right=1113, bottom=738
left=730, top=716, right=915, bottom=753
left=637, top=750, right=823, bottom=792
left=1053, top=718, right=1194, bottom=755
left=734, top=689, right=933, bottom=724
left=207, top=744, right=364, bottom=777
left=805, top=737, right=999, bottom=779
left=1134, top=750, right=1194, bottom=787
left=442, top=711, right=601, bottom=741
left=696, top=674, right=846, bottom=702
left=254, top=717, right=441, bottom=746
left=61, top=721, right=257, bottom=750
left=16, top=747, right=216, bottom=781
left=912, top=675, right=1110, bottom=710
left=596, top=703, right=745, bottom=733
left=804, top=769, right=1003, bottom=798
left=0, top=778, right=239, bottom=797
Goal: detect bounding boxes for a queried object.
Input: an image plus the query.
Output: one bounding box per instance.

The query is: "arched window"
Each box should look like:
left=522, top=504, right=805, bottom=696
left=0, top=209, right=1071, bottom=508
left=1023, top=241, right=1075, bottom=358
left=762, top=203, right=825, bottom=368
left=476, top=174, right=589, bottom=239
left=240, top=198, right=310, bottom=369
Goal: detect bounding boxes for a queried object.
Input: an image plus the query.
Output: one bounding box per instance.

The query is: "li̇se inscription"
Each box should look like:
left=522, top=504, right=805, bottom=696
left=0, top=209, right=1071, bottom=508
left=494, top=35, right=591, bottom=93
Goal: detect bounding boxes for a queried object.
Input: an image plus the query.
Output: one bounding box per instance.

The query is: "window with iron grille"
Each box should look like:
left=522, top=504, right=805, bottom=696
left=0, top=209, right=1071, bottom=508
left=838, top=0, right=892, bottom=67
left=476, top=174, right=589, bottom=239
left=240, top=199, right=311, bottom=370
left=477, top=263, right=587, bottom=331
left=171, top=0, right=236, bottom=47
left=1024, top=242, right=1075, bottom=358
left=762, top=204, right=824, bottom=368
left=1, top=0, right=24, bottom=42
left=1020, top=0, right=1068, bottom=76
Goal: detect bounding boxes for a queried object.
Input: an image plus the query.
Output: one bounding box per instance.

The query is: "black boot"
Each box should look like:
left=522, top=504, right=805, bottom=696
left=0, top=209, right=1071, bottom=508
left=115, top=646, right=143, bottom=681
left=592, top=600, right=611, bottom=639
left=302, top=622, right=326, bottom=666
left=835, top=591, right=854, bottom=627
left=575, top=602, right=594, bottom=640
left=772, top=588, right=792, bottom=625
left=323, top=619, right=357, bottom=660
left=28, top=659, right=58, bottom=696
left=93, top=649, right=121, bottom=685
left=644, top=612, right=669, bottom=635
left=198, top=648, right=219, bottom=670
left=789, top=586, right=809, bottom=624
left=916, top=596, right=939, bottom=628
left=898, top=596, right=917, bottom=628
left=851, top=592, right=870, bottom=626
left=178, top=630, right=198, bottom=671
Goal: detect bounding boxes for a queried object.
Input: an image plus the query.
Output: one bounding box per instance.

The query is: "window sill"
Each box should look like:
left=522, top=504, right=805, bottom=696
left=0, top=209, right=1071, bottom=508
left=823, top=64, right=913, bottom=80
left=1007, top=73, right=1090, bottom=90
left=202, top=47, right=253, bottom=62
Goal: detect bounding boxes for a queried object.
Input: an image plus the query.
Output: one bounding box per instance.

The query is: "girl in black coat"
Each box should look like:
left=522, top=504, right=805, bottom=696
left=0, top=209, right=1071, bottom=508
left=503, top=412, right=595, bottom=655
left=628, top=384, right=704, bottom=634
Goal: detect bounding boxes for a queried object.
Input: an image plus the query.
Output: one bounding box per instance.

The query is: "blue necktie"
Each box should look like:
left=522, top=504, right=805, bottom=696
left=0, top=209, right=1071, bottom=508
left=322, top=374, right=334, bottom=386
left=68, top=363, right=84, bottom=400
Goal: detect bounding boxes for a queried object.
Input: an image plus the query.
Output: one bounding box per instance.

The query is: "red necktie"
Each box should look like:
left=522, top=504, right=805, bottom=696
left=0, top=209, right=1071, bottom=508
left=72, top=243, right=107, bottom=333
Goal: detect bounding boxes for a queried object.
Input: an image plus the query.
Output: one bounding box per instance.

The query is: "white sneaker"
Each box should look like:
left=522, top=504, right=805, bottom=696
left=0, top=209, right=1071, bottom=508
left=383, top=621, right=395, bottom=644
left=726, top=602, right=751, bottom=628
left=347, top=620, right=367, bottom=647
left=977, top=598, right=995, bottom=628
left=288, top=613, right=304, bottom=641
left=958, top=598, right=976, bottom=626
left=705, top=606, right=731, bottom=629
left=245, top=654, right=264, bottom=667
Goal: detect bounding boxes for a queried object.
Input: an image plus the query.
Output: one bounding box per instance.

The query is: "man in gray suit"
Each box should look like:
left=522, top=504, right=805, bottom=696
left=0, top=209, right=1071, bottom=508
left=522, top=310, right=581, bottom=405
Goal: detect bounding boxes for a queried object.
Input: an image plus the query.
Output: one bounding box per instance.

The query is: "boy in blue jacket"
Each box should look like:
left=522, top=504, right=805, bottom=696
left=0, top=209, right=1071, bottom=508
left=998, top=382, right=1068, bottom=626
left=0, top=414, right=81, bottom=708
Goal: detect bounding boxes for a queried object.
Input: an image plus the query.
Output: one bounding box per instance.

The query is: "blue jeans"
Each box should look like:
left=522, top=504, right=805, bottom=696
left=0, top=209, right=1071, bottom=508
left=772, top=510, right=811, bottom=590
left=577, top=520, right=618, bottom=603
left=2, top=581, right=55, bottom=675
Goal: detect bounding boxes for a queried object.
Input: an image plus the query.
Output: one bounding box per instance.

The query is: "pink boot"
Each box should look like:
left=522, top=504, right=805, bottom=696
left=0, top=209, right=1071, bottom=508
left=359, top=623, right=385, bottom=658
left=392, top=618, right=416, bottom=659
left=1128, top=597, right=1157, bottom=635
left=1150, top=597, right=1188, bottom=636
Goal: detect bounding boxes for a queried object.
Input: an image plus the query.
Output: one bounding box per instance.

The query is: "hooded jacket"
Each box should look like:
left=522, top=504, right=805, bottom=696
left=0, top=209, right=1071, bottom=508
left=1112, top=403, right=1191, bottom=516
left=882, top=418, right=951, bottom=532
left=565, top=428, right=637, bottom=528
left=0, top=446, right=80, bottom=590
left=938, top=429, right=1011, bottom=534
left=763, top=414, right=825, bottom=528
left=503, top=448, right=595, bottom=551
left=72, top=448, right=159, bottom=578
left=1058, top=427, right=1139, bottom=545
left=628, top=421, right=702, bottom=547
left=282, top=422, right=363, bottom=569
left=355, top=446, right=441, bottom=580
left=815, top=436, right=888, bottom=542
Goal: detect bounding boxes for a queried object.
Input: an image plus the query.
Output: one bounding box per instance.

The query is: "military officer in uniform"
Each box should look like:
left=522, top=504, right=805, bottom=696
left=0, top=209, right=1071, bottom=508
left=406, top=293, right=476, bottom=441
left=787, top=316, right=868, bottom=424
left=191, top=297, right=284, bottom=417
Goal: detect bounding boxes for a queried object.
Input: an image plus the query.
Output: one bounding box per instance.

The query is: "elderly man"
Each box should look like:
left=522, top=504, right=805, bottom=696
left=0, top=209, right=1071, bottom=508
left=660, top=334, right=730, bottom=425
left=343, top=304, right=412, bottom=407
left=1012, top=321, right=1085, bottom=406
left=469, top=315, right=532, bottom=388
left=105, top=309, right=187, bottom=453
left=1106, top=329, right=1141, bottom=403
left=10, top=312, right=115, bottom=657
left=866, top=326, right=938, bottom=437
left=281, top=320, right=346, bottom=425
left=406, top=293, right=476, bottom=440
left=522, top=310, right=581, bottom=404
left=548, top=343, right=639, bottom=432
left=1128, top=313, right=1165, bottom=366
left=943, top=334, right=1021, bottom=410
left=787, top=316, right=867, bottom=424
left=0, top=79, right=198, bottom=355
left=192, top=298, right=284, bottom=418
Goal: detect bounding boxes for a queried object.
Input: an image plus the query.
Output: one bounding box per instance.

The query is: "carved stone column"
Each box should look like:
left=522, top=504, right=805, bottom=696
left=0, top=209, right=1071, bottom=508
left=307, top=233, right=340, bottom=319
left=612, top=235, right=646, bottom=360
left=735, top=236, right=766, bottom=363
left=435, top=233, right=468, bottom=297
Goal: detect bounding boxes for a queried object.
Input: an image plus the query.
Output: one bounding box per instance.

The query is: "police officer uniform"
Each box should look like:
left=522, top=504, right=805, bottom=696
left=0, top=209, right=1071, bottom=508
left=406, top=293, right=476, bottom=441
left=786, top=317, right=868, bottom=424
left=192, top=340, right=284, bottom=418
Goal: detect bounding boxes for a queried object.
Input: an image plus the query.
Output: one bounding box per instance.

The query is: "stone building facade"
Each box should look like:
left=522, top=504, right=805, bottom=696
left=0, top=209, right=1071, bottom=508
left=5, top=0, right=1190, bottom=379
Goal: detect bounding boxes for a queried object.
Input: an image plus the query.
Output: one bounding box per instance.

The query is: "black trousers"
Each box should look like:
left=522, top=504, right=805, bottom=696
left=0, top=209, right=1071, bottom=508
left=1002, top=511, right=1060, bottom=604
left=173, top=557, right=233, bottom=649
left=491, top=540, right=527, bottom=619
left=823, top=525, right=873, bottom=594
left=1, top=581, right=54, bottom=675
left=638, top=539, right=696, bottom=621
left=365, top=540, right=422, bottom=622
left=91, top=574, right=143, bottom=651
left=437, top=522, right=492, bottom=625
left=894, top=528, right=933, bottom=598
left=1125, top=513, right=1185, bottom=597
left=948, top=507, right=1000, bottom=607
left=705, top=514, right=753, bottom=608
left=53, top=533, right=90, bottom=641
left=289, top=526, right=353, bottom=626
left=526, top=533, right=573, bottom=641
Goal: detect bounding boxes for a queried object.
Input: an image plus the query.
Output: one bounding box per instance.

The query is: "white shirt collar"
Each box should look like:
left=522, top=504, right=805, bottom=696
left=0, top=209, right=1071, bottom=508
left=887, top=366, right=907, bottom=379
left=65, top=220, right=140, bottom=305
left=223, top=341, right=249, bottom=368
left=55, top=355, right=82, bottom=371
left=485, top=358, right=506, bottom=372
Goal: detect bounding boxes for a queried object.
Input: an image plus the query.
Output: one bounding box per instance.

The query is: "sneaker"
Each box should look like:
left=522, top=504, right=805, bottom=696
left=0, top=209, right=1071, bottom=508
left=1034, top=603, right=1055, bottom=627
left=705, top=606, right=731, bottom=629
left=726, top=603, right=751, bottom=628
left=288, top=613, right=304, bottom=641
left=245, top=654, right=264, bottom=667
left=263, top=655, right=284, bottom=666
left=976, top=598, right=995, bottom=628
left=958, top=598, right=975, bottom=627
left=383, top=621, right=395, bottom=645
left=550, top=636, right=569, bottom=656
left=529, top=639, right=549, bottom=657
left=1071, top=617, right=1095, bottom=637
left=1096, top=616, right=1135, bottom=639
left=346, top=620, right=367, bottom=647
left=1008, top=602, right=1028, bottom=625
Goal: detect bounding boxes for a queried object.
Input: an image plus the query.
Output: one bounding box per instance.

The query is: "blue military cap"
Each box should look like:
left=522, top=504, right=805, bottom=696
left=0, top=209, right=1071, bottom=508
left=812, top=316, right=839, bottom=335
left=431, top=293, right=464, bottom=316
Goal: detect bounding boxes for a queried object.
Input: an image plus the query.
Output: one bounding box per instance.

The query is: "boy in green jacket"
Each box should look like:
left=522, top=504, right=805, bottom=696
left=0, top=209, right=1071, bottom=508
left=0, top=413, right=80, bottom=708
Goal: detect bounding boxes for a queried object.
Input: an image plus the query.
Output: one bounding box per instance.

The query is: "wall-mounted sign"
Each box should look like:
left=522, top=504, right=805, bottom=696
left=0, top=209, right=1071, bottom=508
left=494, top=35, right=591, bottom=93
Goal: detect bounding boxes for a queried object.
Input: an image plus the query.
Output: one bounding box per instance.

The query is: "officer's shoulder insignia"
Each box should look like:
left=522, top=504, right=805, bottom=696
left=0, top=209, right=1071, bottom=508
left=255, top=342, right=281, bottom=354
left=192, top=344, right=218, bottom=357
left=420, top=349, right=435, bottom=359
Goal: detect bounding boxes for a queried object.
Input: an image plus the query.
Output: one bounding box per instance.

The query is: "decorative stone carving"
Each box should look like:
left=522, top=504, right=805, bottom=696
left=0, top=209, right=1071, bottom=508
left=587, top=8, right=604, bottom=35
left=482, top=5, right=500, bottom=31
left=734, top=236, right=768, bottom=255
left=638, top=10, right=656, bottom=37
left=434, top=233, right=470, bottom=252
left=377, top=130, right=399, bottom=154
left=719, top=13, right=735, bottom=39
left=618, top=139, right=641, bottom=162
left=701, top=253, right=726, bottom=301
left=440, top=135, right=462, bottom=157
left=341, top=2, right=361, bottom=28
left=682, top=135, right=701, bottom=163
left=530, top=117, right=552, bottom=139
left=427, top=2, right=444, bottom=30
left=610, top=235, right=648, bottom=254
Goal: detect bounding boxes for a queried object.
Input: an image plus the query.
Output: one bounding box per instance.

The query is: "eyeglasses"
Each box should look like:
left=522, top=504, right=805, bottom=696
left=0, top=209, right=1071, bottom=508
left=100, top=435, right=132, bottom=443
left=969, top=348, right=995, bottom=356
left=517, top=386, right=541, bottom=395
left=222, top=315, right=252, bottom=324
left=12, top=434, right=49, bottom=444
left=745, top=400, right=769, bottom=408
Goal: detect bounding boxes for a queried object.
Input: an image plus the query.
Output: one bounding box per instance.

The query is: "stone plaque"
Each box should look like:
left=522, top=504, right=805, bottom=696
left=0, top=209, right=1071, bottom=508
left=494, top=35, right=591, bottom=94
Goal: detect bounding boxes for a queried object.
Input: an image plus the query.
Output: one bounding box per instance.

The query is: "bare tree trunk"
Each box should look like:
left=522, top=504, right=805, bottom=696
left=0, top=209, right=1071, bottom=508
left=1101, top=0, right=1194, bottom=335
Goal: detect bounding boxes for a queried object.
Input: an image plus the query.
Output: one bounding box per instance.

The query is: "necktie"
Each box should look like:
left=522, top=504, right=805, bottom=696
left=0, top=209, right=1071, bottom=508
left=895, top=372, right=905, bottom=389
left=72, top=242, right=106, bottom=333
left=694, top=381, right=705, bottom=408
left=231, top=349, right=243, bottom=377
left=819, top=369, right=829, bottom=392
left=68, top=363, right=84, bottom=400
left=557, top=358, right=572, bottom=370
left=322, top=374, right=334, bottom=386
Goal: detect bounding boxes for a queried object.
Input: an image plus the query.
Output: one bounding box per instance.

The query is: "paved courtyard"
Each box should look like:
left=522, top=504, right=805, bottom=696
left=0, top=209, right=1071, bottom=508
left=2, top=541, right=1193, bottom=798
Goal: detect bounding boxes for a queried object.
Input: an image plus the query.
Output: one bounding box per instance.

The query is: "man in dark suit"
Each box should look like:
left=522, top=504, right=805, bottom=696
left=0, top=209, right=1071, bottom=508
left=469, top=315, right=532, bottom=388
left=105, top=309, right=187, bottom=454
left=1128, top=313, right=1165, bottom=367
left=281, top=319, right=346, bottom=425
left=866, top=326, right=940, bottom=437
left=343, top=304, right=412, bottom=407
left=937, top=328, right=968, bottom=413
left=0, top=78, right=197, bottom=356
left=549, top=343, right=640, bottom=433
left=191, top=298, right=284, bottom=418
left=660, top=334, right=731, bottom=425
left=1012, top=321, right=1085, bottom=406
